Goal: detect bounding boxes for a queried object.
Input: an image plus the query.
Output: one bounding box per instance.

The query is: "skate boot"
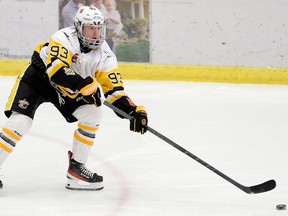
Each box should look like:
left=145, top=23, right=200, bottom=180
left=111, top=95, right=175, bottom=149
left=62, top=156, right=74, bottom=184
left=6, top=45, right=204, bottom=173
left=0, top=180, right=3, bottom=189
left=66, top=151, right=103, bottom=191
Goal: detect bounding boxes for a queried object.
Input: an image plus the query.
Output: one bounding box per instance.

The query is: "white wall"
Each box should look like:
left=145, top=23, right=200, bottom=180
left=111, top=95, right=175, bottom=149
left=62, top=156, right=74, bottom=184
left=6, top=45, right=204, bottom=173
left=0, top=0, right=287, bottom=68
left=0, top=0, right=58, bottom=60
left=151, top=0, right=288, bottom=68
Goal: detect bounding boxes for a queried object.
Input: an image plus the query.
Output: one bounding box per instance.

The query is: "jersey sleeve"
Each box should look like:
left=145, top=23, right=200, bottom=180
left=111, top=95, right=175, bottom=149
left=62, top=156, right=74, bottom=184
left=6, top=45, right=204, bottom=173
left=45, top=37, right=86, bottom=98
left=31, top=42, right=49, bottom=71
left=96, top=56, right=137, bottom=117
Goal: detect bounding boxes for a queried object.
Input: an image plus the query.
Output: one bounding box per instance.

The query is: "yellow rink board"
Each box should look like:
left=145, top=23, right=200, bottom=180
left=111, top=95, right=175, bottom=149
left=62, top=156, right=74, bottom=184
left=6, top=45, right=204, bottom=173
left=1, top=60, right=288, bottom=85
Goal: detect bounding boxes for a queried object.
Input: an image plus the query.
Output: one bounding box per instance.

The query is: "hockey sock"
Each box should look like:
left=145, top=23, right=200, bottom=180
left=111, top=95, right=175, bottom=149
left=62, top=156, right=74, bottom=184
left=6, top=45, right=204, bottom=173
left=0, top=112, right=32, bottom=166
left=72, top=123, right=98, bottom=164
left=0, top=128, right=21, bottom=166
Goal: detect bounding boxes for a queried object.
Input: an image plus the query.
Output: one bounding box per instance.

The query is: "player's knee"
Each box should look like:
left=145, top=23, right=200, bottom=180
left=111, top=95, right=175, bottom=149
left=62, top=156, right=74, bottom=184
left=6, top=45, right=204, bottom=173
left=73, top=105, right=103, bottom=127
left=4, top=112, right=33, bottom=137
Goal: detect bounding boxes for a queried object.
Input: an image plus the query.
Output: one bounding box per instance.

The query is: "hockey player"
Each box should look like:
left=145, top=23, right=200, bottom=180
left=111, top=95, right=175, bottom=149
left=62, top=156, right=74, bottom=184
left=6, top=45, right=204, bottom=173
left=0, top=6, right=148, bottom=190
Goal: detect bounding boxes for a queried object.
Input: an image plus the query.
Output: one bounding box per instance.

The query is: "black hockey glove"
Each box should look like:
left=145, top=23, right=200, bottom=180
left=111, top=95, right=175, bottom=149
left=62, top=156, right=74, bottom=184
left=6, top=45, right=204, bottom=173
left=78, top=77, right=101, bottom=107
left=130, top=106, right=148, bottom=134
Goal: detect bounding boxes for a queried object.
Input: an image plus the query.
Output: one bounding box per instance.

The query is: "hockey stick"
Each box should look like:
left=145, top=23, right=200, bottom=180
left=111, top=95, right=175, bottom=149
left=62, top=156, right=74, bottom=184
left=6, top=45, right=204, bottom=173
left=103, top=100, right=276, bottom=194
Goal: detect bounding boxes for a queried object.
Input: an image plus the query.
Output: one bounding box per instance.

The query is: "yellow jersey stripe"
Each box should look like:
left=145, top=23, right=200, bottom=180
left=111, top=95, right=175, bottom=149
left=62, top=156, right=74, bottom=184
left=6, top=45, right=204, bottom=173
left=57, top=85, right=79, bottom=99
left=5, top=75, right=22, bottom=111
left=34, top=42, right=48, bottom=53
left=47, top=59, right=65, bottom=78
left=106, top=93, right=127, bottom=104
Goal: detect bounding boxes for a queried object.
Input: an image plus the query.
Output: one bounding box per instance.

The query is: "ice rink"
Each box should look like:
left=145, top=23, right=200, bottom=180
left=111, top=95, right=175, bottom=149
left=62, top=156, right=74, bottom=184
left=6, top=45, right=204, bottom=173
left=0, top=76, right=287, bottom=216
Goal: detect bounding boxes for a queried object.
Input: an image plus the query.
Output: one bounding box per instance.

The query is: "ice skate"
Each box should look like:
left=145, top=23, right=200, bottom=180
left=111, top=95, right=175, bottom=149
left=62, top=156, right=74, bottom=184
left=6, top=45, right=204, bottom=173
left=65, top=151, right=103, bottom=191
left=0, top=180, right=3, bottom=189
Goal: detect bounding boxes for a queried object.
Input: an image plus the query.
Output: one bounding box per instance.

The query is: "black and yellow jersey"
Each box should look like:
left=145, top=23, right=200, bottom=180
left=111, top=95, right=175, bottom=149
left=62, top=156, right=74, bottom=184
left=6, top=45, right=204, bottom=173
left=36, top=26, right=135, bottom=115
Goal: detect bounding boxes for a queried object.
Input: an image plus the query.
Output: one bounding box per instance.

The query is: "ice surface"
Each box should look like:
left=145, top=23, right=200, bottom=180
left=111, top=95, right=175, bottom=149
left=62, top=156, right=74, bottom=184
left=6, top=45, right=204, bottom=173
left=0, top=76, right=287, bottom=216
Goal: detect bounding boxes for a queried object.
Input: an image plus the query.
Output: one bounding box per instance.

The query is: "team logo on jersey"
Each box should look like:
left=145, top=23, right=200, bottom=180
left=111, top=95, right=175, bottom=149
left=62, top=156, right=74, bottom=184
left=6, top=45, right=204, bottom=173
left=18, top=99, right=29, bottom=109
left=72, top=54, right=79, bottom=63
left=64, top=68, right=76, bottom=76
left=56, top=92, right=65, bottom=106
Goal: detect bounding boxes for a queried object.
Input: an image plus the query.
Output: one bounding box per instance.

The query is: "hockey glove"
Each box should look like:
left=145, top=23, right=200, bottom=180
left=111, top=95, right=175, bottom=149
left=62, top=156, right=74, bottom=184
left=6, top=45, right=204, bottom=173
left=78, top=77, right=101, bottom=107
left=130, top=106, right=148, bottom=134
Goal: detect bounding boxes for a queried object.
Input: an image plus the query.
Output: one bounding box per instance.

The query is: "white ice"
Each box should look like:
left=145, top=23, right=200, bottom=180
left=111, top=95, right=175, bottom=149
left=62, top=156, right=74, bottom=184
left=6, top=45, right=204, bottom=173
left=0, top=76, right=287, bottom=216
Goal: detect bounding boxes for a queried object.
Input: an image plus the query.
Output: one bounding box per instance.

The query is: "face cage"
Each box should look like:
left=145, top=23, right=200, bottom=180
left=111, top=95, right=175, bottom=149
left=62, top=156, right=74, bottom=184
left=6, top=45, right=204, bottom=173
left=78, top=24, right=106, bottom=50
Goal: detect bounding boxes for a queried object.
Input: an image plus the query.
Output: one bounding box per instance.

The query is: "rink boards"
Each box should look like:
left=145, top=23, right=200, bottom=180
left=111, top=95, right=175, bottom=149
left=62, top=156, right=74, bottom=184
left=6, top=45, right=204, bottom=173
left=1, top=60, right=288, bottom=85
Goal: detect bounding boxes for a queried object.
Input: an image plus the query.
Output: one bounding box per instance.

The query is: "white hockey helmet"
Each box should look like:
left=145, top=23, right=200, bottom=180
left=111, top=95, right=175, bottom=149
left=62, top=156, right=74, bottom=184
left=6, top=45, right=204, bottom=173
left=74, top=6, right=106, bottom=50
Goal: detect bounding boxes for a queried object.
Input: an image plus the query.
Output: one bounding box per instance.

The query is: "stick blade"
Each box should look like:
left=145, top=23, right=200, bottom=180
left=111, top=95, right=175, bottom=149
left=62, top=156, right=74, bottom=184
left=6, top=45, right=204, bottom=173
left=246, top=179, right=276, bottom=194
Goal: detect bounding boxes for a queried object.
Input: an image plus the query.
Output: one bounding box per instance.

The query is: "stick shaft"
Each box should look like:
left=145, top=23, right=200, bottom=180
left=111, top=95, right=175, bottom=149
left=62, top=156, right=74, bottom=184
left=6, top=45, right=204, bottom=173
left=103, top=100, right=275, bottom=194
left=103, top=101, right=241, bottom=186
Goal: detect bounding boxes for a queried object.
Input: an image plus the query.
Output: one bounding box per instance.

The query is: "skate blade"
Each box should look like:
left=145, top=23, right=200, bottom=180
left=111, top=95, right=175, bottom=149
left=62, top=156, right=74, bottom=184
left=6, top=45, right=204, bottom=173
left=65, top=178, right=104, bottom=191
